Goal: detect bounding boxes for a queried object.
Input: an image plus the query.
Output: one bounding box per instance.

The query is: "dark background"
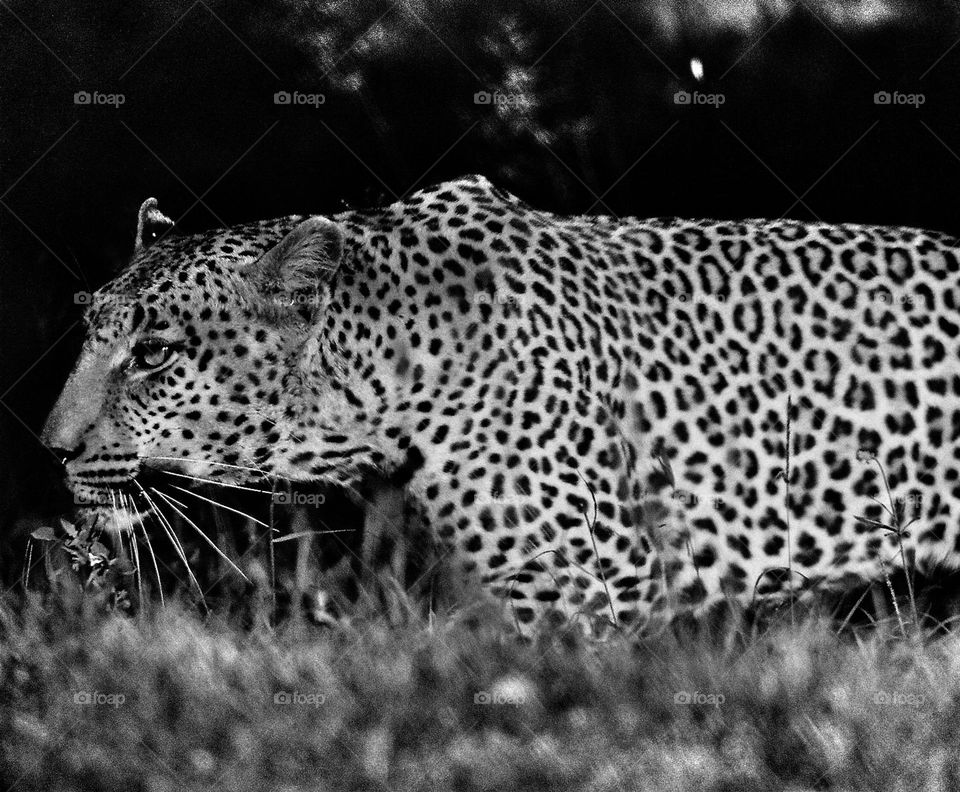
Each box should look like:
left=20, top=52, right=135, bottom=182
left=3, top=0, right=960, bottom=581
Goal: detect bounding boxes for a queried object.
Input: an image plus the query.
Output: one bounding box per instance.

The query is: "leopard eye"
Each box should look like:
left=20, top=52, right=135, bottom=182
left=131, top=340, right=176, bottom=371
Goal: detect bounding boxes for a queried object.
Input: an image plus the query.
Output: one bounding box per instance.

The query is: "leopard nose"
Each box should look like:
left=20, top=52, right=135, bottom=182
left=47, top=443, right=86, bottom=466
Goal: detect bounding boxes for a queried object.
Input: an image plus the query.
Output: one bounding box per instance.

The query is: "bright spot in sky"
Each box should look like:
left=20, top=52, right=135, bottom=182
left=690, top=57, right=704, bottom=82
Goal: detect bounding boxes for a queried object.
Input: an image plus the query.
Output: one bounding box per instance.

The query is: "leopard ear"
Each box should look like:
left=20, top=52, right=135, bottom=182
left=243, top=217, right=344, bottom=312
left=135, top=198, right=174, bottom=253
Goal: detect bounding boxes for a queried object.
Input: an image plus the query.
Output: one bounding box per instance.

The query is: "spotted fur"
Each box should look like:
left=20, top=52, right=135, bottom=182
left=42, top=175, right=960, bottom=631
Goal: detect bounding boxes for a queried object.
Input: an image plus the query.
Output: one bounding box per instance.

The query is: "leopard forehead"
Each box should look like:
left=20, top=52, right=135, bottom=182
left=106, top=217, right=304, bottom=298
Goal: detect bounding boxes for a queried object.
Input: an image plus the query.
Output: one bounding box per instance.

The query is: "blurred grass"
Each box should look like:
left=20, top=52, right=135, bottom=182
left=2, top=587, right=959, bottom=791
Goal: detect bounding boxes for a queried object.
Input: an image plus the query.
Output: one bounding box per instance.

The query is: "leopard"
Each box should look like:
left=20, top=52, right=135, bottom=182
left=41, top=174, right=960, bottom=633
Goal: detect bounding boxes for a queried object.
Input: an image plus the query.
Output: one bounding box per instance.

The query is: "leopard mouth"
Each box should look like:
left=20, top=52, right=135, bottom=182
left=71, top=496, right=153, bottom=535
left=67, top=471, right=165, bottom=533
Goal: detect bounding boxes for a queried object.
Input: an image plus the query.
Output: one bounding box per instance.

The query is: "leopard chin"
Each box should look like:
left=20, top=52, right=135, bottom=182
left=75, top=505, right=151, bottom=535
left=67, top=482, right=154, bottom=535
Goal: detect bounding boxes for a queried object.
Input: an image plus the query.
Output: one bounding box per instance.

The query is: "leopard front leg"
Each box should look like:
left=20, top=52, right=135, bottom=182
left=407, top=445, right=678, bottom=635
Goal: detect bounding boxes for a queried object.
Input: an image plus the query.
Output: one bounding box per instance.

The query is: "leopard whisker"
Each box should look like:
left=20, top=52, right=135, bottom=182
left=120, top=493, right=146, bottom=611
left=151, top=488, right=251, bottom=583
left=154, top=489, right=191, bottom=511
left=136, top=482, right=206, bottom=607
left=108, top=491, right=122, bottom=540
left=156, top=469, right=273, bottom=495
left=146, top=455, right=271, bottom=478
left=129, top=491, right=164, bottom=608
left=109, top=492, right=144, bottom=607
left=167, top=484, right=269, bottom=529
left=272, top=529, right=355, bottom=543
